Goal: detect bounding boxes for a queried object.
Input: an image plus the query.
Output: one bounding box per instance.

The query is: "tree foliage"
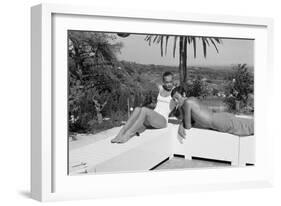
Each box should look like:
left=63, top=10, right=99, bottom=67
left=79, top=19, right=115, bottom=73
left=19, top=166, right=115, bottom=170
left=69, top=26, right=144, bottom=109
left=68, top=31, right=159, bottom=133
left=68, top=31, right=124, bottom=132
left=223, top=64, right=254, bottom=113
left=182, top=77, right=210, bottom=98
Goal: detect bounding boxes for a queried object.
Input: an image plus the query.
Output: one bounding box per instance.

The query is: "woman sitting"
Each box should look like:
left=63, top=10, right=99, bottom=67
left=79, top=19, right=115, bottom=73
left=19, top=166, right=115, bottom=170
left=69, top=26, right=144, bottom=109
left=111, top=72, right=176, bottom=144
left=171, top=86, right=254, bottom=139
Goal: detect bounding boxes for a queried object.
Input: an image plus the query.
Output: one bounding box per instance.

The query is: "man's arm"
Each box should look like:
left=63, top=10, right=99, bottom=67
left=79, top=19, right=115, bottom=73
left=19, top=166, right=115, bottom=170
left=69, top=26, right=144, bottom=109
left=178, top=122, right=186, bottom=139
left=182, top=100, right=192, bottom=129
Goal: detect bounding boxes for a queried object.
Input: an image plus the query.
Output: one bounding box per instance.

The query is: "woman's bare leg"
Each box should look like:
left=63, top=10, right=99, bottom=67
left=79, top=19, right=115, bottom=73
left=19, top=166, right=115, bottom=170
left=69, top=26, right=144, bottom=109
left=119, top=107, right=142, bottom=133
left=114, top=108, right=167, bottom=143
left=111, top=107, right=142, bottom=143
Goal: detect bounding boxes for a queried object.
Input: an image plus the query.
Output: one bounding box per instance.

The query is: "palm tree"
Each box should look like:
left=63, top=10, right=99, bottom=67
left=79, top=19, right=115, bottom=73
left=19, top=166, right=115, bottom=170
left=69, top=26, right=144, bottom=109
left=144, top=35, right=222, bottom=85
left=117, top=33, right=222, bottom=85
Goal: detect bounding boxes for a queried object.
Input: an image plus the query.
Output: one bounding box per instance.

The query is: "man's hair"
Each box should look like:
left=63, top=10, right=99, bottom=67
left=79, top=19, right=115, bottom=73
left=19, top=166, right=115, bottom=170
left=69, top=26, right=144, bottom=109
left=171, top=86, right=186, bottom=97
left=162, top=71, right=173, bottom=80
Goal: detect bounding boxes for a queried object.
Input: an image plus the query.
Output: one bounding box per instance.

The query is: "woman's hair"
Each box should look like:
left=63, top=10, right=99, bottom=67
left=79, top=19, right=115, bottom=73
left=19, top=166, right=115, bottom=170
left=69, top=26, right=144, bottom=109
left=171, top=86, right=186, bottom=97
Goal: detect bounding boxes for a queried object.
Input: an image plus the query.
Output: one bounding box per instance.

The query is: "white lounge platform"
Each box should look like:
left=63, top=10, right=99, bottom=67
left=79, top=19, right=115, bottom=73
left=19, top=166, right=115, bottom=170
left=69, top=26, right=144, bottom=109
left=69, top=118, right=255, bottom=175
left=171, top=126, right=255, bottom=166
left=69, top=125, right=173, bottom=174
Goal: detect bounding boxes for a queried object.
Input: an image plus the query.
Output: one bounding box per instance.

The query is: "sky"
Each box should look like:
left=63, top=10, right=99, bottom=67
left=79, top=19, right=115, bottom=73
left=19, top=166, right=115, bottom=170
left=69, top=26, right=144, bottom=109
left=114, top=34, right=254, bottom=67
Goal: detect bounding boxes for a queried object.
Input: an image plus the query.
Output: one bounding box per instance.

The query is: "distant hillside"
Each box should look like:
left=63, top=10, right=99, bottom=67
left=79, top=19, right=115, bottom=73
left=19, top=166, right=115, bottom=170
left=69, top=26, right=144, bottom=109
left=120, top=60, right=242, bottom=86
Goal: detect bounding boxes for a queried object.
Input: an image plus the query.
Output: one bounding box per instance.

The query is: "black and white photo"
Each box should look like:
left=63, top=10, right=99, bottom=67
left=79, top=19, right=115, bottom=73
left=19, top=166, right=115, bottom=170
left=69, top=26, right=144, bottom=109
left=68, top=31, right=255, bottom=175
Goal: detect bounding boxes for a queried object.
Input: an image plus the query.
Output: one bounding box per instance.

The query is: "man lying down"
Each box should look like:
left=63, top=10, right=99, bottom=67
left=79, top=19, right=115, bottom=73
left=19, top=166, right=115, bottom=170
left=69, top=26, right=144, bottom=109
left=171, top=86, right=254, bottom=140
left=111, top=84, right=254, bottom=144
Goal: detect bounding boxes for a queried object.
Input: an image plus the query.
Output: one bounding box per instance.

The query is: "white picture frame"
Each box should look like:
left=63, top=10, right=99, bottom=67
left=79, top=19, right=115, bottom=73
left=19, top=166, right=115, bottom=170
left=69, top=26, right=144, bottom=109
left=31, top=3, right=274, bottom=202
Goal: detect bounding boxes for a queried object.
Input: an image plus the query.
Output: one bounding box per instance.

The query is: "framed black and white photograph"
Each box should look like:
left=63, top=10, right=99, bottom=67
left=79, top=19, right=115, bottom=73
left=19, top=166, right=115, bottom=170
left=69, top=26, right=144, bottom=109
left=31, top=3, right=274, bottom=201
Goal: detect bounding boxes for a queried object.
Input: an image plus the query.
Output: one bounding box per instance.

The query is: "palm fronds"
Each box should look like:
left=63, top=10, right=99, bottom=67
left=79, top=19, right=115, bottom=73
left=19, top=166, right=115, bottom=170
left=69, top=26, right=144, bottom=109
left=144, top=34, right=222, bottom=59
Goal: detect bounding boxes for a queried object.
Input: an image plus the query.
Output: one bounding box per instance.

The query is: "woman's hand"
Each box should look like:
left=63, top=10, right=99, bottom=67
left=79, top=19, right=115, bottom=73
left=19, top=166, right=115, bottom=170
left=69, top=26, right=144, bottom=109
left=178, top=123, right=186, bottom=139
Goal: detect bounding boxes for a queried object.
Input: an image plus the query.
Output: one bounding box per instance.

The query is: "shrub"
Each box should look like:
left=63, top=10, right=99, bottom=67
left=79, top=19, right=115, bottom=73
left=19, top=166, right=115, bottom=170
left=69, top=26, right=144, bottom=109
left=182, top=78, right=210, bottom=98
left=111, top=110, right=127, bottom=125
left=223, top=95, right=237, bottom=112
left=223, top=64, right=254, bottom=113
